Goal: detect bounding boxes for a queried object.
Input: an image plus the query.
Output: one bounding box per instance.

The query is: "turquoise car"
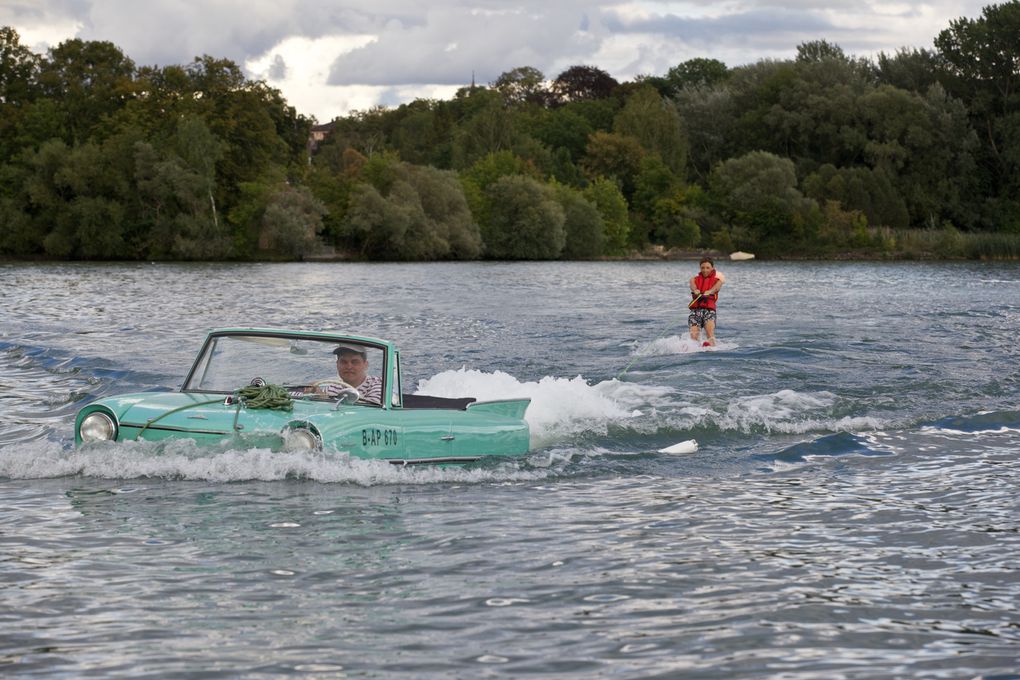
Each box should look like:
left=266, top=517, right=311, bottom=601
left=75, top=328, right=531, bottom=465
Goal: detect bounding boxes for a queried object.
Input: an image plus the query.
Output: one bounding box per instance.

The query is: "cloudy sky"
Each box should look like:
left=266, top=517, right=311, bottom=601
left=2, top=1, right=988, bottom=121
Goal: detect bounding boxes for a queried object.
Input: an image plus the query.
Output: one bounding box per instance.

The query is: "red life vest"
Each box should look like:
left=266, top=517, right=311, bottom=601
left=692, top=271, right=720, bottom=310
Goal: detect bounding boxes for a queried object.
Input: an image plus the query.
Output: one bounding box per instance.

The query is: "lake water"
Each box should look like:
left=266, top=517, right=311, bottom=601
left=2, top=261, right=1019, bottom=678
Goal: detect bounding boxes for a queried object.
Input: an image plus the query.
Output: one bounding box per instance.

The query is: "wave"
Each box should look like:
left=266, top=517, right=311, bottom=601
left=768, top=432, right=890, bottom=462
left=417, top=370, right=885, bottom=443
left=925, top=410, right=1020, bottom=435
left=0, top=438, right=557, bottom=484
left=631, top=334, right=739, bottom=356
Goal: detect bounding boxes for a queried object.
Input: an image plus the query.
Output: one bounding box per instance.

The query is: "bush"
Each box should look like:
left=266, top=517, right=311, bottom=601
left=583, top=177, right=630, bottom=254
left=259, top=185, right=327, bottom=258
left=344, top=159, right=481, bottom=260
left=651, top=195, right=701, bottom=248
left=554, top=184, right=605, bottom=258
left=484, top=176, right=565, bottom=259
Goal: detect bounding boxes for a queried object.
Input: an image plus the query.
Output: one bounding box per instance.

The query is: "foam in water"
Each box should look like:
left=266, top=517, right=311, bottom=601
left=0, top=438, right=556, bottom=485
left=415, top=368, right=671, bottom=446
left=634, top=334, right=738, bottom=356
left=719, top=389, right=884, bottom=434
left=418, top=371, right=885, bottom=442
left=660, top=389, right=886, bottom=435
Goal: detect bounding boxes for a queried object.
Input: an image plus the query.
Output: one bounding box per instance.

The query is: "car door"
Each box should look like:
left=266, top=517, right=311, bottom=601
left=396, top=409, right=454, bottom=462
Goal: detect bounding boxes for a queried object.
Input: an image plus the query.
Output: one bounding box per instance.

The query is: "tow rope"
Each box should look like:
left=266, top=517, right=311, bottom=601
left=614, top=314, right=689, bottom=381
left=133, top=383, right=294, bottom=440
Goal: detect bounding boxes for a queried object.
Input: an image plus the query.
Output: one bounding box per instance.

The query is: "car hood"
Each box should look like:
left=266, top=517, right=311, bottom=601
left=103, top=391, right=331, bottom=434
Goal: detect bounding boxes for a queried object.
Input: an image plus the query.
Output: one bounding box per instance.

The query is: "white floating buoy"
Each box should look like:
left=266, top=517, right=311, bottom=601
left=658, top=439, right=699, bottom=454
left=730, top=251, right=755, bottom=261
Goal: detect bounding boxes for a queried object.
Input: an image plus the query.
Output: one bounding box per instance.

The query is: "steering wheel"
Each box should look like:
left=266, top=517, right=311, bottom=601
left=310, top=378, right=360, bottom=404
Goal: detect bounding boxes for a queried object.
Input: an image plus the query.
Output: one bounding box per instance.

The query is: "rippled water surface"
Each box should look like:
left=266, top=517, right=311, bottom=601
left=2, top=261, right=1019, bottom=678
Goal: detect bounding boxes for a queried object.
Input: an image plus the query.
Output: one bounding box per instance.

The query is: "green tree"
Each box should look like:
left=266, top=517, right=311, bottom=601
left=613, top=85, right=687, bottom=174
left=22, top=139, right=72, bottom=254
left=876, top=48, right=939, bottom=93
left=663, top=58, right=730, bottom=95
left=37, top=38, right=137, bottom=145
left=709, top=151, right=817, bottom=248
left=0, top=27, right=38, bottom=105
left=173, top=115, right=226, bottom=231
left=581, top=131, right=645, bottom=199
left=802, top=164, right=909, bottom=228
left=554, top=184, right=605, bottom=258
left=16, top=130, right=153, bottom=259
left=228, top=177, right=277, bottom=254
left=0, top=27, right=41, bottom=159
left=561, top=98, right=620, bottom=132
left=483, top=175, right=565, bottom=259
left=857, top=84, right=979, bottom=228
left=182, top=56, right=292, bottom=194
left=0, top=193, right=40, bottom=255
left=450, top=95, right=517, bottom=169
left=411, top=164, right=483, bottom=259
left=632, top=155, right=678, bottom=219
left=134, top=125, right=233, bottom=260
left=720, top=52, right=875, bottom=171
left=935, top=0, right=1020, bottom=227
left=583, top=177, right=631, bottom=254
left=525, top=108, right=593, bottom=162
left=390, top=101, right=450, bottom=166
left=796, top=39, right=851, bottom=64
left=552, top=65, right=619, bottom=103
left=674, top=85, right=739, bottom=183
left=492, top=66, right=547, bottom=105
left=651, top=193, right=702, bottom=248
left=345, top=157, right=481, bottom=260
left=343, top=183, right=408, bottom=259
left=459, top=151, right=536, bottom=228
left=259, top=185, right=327, bottom=258
left=305, top=148, right=365, bottom=245
left=67, top=195, right=126, bottom=258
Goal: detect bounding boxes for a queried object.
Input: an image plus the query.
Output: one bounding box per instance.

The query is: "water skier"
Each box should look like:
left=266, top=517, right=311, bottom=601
left=689, top=257, right=725, bottom=347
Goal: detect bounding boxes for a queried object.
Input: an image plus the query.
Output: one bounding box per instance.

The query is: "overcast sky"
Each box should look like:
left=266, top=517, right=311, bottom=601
left=2, top=1, right=989, bottom=121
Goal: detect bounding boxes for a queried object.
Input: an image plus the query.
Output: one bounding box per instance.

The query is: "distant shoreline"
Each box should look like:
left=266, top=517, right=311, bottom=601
left=4, top=249, right=1019, bottom=264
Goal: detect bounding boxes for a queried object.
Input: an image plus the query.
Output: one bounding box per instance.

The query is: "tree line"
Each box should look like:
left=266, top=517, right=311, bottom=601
left=1, top=1, right=1018, bottom=261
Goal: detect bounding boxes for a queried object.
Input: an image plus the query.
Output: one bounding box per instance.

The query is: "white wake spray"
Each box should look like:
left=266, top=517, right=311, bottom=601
left=415, top=368, right=671, bottom=447
left=0, top=438, right=554, bottom=485
left=634, top=334, right=739, bottom=355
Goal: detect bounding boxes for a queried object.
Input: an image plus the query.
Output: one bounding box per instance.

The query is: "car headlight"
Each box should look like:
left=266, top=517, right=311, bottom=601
left=283, top=427, right=321, bottom=451
left=80, top=412, right=116, bottom=442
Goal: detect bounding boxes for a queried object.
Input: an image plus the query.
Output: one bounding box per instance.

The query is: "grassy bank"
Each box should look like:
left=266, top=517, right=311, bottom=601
left=835, top=227, right=1020, bottom=260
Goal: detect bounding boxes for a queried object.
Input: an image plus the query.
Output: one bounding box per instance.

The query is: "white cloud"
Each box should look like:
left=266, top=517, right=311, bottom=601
left=0, top=1, right=82, bottom=52
left=326, top=4, right=601, bottom=87
left=245, top=33, right=379, bottom=120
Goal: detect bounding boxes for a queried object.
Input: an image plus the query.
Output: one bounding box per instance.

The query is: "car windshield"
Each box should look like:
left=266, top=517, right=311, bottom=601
left=183, top=334, right=385, bottom=402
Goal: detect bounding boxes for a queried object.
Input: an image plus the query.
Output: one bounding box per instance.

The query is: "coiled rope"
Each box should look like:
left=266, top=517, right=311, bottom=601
left=235, top=383, right=294, bottom=411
